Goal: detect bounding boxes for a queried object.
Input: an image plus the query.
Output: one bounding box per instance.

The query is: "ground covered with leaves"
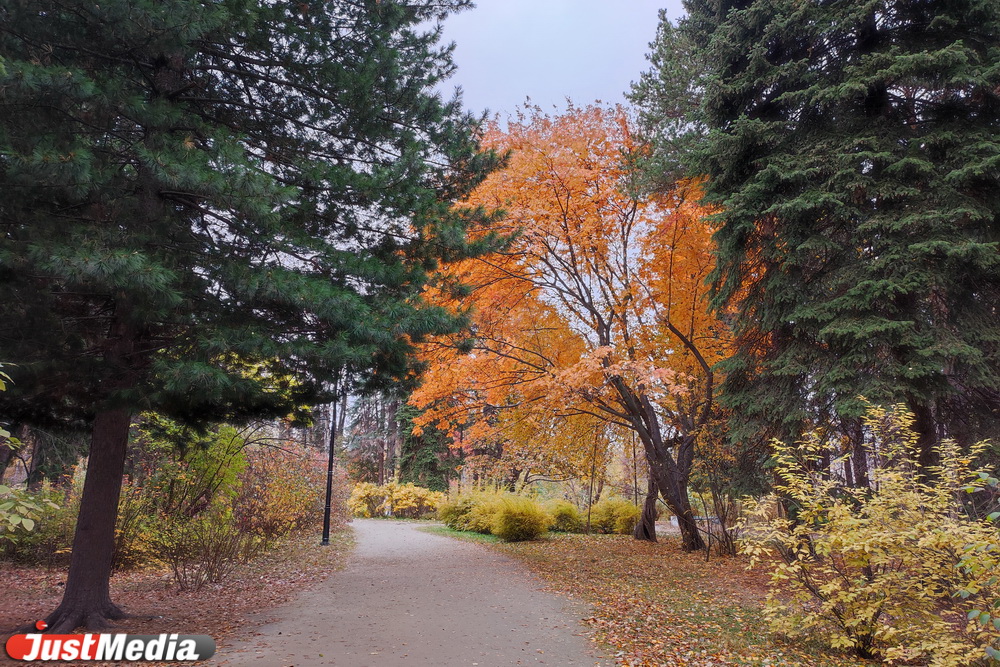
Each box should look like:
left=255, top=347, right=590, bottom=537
left=0, top=528, right=353, bottom=664
left=495, top=532, right=867, bottom=667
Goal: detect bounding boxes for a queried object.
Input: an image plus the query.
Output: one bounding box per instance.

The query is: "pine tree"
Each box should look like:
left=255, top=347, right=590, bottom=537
left=0, top=0, right=498, bottom=631
left=677, top=0, right=1000, bottom=464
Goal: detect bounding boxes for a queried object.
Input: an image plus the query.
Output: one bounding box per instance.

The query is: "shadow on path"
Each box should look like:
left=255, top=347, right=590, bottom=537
left=218, top=519, right=605, bottom=666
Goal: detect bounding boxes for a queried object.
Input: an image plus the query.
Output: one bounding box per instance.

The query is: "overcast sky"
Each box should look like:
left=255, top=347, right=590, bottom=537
left=437, top=0, right=687, bottom=119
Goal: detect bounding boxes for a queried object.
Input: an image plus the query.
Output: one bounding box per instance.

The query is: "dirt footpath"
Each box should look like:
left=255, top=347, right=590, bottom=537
left=218, top=520, right=605, bottom=666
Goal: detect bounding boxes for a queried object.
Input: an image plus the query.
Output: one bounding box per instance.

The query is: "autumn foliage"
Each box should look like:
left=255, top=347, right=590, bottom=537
left=412, top=104, right=729, bottom=550
left=741, top=404, right=1000, bottom=664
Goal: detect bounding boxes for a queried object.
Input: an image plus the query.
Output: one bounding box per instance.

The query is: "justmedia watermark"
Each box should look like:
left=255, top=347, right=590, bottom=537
left=5, top=621, right=216, bottom=662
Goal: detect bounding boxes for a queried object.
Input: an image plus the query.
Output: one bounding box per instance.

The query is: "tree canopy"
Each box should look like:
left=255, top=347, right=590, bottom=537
left=634, top=0, right=1000, bottom=469
left=0, top=0, right=499, bottom=631
left=412, top=105, right=729, bottom=549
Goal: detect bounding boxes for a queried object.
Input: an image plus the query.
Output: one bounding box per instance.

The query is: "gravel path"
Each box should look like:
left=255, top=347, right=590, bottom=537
left=219, top=520, right=606, bottom=666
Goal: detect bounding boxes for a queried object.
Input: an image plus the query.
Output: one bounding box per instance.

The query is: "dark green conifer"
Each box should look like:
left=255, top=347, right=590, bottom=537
left=0, top=0, right=498, bottom=630
left=674, top=0, right=1000, bottom=464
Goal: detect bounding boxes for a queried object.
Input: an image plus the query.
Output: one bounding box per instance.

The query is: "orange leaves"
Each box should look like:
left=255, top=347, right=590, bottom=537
left=412, top=103, right=729, bottom=480
left=495, top=535, right=863, bottom=666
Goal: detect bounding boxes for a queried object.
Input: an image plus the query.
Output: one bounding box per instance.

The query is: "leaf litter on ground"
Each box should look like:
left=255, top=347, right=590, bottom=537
left=0, top=528, right=353, bottom=665
left=492, top=532, right=868, bottom=667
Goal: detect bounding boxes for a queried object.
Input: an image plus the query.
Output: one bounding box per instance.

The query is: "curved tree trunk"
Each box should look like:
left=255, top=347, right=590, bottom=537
left=608, top=378, right=706, bottom=552
left=657, top=471, right=705, bottom=552
left=633, top=472, right=657, bottom=542
left=43, top=407, right=131, bottom=632
left=645, top=435, right=705, bottom=551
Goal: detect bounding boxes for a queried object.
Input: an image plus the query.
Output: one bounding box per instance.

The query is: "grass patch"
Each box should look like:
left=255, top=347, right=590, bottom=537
left=419, top=523, right=502, bottom=544
left=492, top=533, right=866, bottom=667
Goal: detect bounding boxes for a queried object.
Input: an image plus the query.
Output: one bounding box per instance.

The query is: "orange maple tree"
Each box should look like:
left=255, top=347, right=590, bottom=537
left=412, top=104, right=729, bottom=550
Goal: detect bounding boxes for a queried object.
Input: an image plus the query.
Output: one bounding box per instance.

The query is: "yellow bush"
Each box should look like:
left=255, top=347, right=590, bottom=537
left=491, top=496, right=551, bottom=542
left=589, top=496, right=640, bottom=534
left=347, top=482, right=383, bottom=518
left=348, top=482, right=444, bottom=519
left=547, top=499, right=583, bottom=532
left=438, top=495, right=477, bottom=528
left=740, top=404, right=1000, bottom=665
left=382, top=482, right=445, bottom=519
left=464, top=494, right=504, bottom=534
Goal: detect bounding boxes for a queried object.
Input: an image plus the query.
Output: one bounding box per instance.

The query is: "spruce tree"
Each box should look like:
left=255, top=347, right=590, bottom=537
left=0, top=0, right=498, bottom=630
left=675, top=0, right=1000, bottom=464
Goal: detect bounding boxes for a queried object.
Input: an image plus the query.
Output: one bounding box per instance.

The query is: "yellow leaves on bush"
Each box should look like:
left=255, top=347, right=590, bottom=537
left=740, top=403, right=1000, bottom=665
left=490, top=496, right=551, bottom=542
left=437, top=492, right=551, bottom=541
left=347, top=482, right=444, bottom=519
left=546, top=499, right=583, bottom=533
left=234, top=444, right=331, bottom=543
left=589, top=496, right=640, bottom=535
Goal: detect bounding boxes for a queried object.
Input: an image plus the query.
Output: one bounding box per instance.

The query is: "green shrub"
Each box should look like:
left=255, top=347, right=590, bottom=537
left=740, top=404, right=1000, bottom=665
left=0, top=482, right=62, bottom=551
left=589, top=497, right=640, bottom=534
left=547, top=499, right=583, bottom=532
left=1, top=475, right=78, bottom=566
left=491, top=496, right=551, bottom=542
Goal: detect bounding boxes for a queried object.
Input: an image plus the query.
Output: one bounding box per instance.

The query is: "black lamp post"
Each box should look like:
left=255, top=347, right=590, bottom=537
left=321, top=373, right=341, bottom=546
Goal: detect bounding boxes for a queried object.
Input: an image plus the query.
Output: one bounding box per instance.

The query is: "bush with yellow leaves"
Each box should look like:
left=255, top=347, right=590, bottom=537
left=589, top=496, right=641, bottom=535
left=347, top=482, right=444, bottom=519
left=739, top=404, right=1000, bottom=665
left=436, top=492, right=503, bottom=533
left=490, top=496, right=551, bottom=542
left=347, top=482, right=383, bottom=518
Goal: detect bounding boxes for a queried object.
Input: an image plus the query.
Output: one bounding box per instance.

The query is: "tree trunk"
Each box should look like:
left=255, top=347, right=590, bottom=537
left=40, top=294, right=144, bottom=632
left=388, top=398, right=402, bottom=483
left=43, top=407, right=132, bottom=632
left=633, top=472, right=657, bottom=542
left=849, top=418, right=869, bottom=488
left=0, top=422, right=25, bottom=483
left=650, top=459, right=705, bottom=552
left=608, top=378, right=705, bottom=551
left=910, top=400, right=939, bottom=472
left=26, top=431, right=45, bottom=492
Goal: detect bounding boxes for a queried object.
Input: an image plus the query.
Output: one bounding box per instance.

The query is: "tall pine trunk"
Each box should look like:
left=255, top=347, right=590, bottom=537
left=44, top=407, right=132, bottom=632
left=43, top=307, right=141, bottom=632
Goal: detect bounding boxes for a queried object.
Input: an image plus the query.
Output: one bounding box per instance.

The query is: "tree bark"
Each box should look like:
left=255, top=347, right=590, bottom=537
left=910, top=400, right=939, bottom=472
left=655, top=466, right=705, bottom=551
left=607, top=376, right=706, bottom=551
left=389, top=398, right=402, bottom=483
left=0, top=423, right=25, bottom=483
left=26, top=431, right=45, bottom=492
left=848, top=418, right=869, bottom=488
left=39, top=297, right=144, bottom=632
left=43, top=407, right=131, bottom=632
left=633, top=472, right=657, bottom=542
